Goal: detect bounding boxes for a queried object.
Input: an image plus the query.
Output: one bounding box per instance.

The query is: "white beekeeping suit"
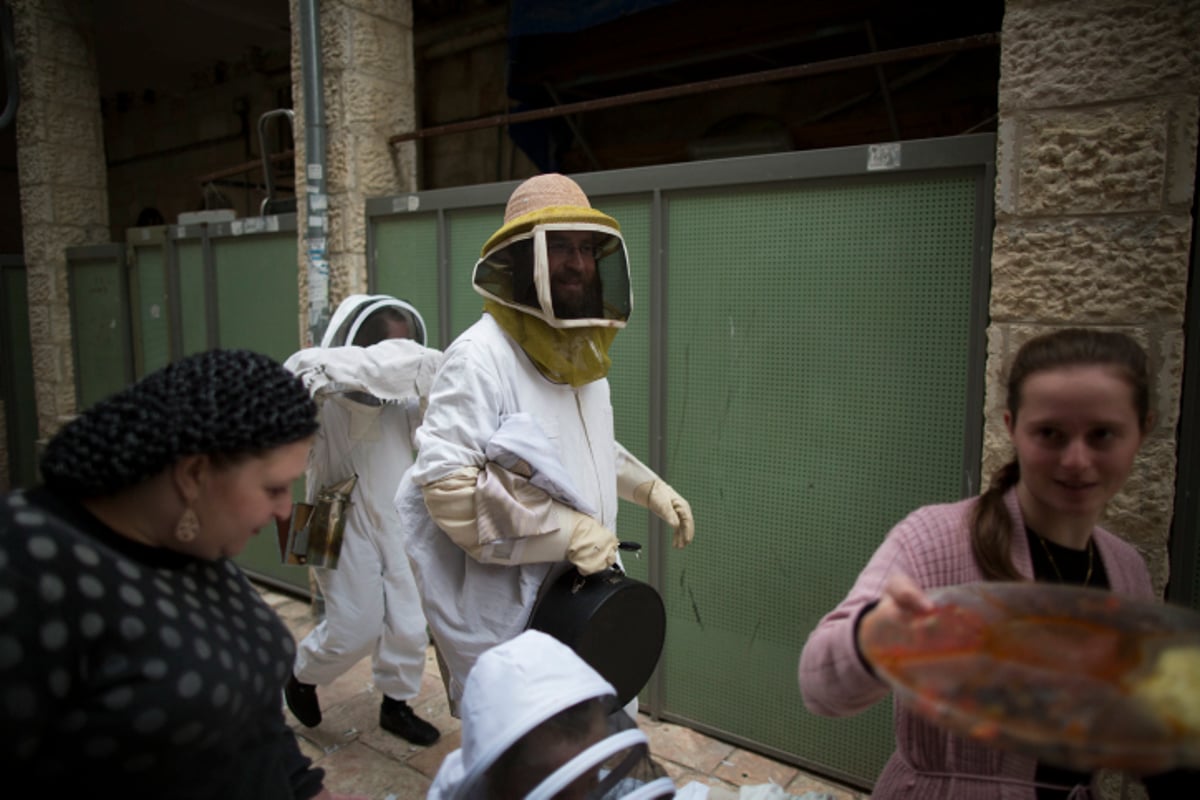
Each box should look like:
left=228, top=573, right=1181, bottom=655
left=396, top=174, right=695, bottom=713
left=283, top=294, right=444, bottom=745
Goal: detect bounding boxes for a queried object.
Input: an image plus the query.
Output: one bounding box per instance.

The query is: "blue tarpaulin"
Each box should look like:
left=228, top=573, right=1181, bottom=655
left=506, top=0, right=681, bottom=171
left=509, top=0, right=679, bottom=36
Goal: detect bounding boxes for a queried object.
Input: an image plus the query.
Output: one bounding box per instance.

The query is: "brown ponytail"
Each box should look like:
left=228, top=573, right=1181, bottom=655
left=969, top=460, right=1023, bottom=580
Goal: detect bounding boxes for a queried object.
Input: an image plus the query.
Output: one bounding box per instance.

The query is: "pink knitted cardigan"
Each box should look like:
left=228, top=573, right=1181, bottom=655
left=798, top=489, right=1155, bottom=800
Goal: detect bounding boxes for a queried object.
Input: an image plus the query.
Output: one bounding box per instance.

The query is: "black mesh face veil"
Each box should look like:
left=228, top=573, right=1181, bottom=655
left=475, top=236, right=537, bottom=312
left=323, top=294, right=429, bottom=348
left=473, top=224, right=631, bottom=330
left=39, top=348, right=319, bottom=497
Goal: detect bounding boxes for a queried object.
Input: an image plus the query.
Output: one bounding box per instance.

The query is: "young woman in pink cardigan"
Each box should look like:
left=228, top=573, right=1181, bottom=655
left=799, top=329, right=1185, bottom=799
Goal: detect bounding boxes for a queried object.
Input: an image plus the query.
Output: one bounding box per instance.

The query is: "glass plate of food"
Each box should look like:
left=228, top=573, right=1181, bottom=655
left=859, top=581, right=1200, bottom=773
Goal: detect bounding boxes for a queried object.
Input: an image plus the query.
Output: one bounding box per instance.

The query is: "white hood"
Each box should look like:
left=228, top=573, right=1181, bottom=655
left=429, top=630, right=671, bottom=800
left=322, top=293, right=428, bottom=348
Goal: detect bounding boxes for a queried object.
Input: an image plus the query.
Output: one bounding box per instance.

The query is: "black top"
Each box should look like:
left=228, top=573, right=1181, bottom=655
left=1026, top=526, right=1108, bottom=800
left=1025, top=525, right=1109, bottom=589
left=0, top=486, right=324, bottom=799
left=1025, top=527, right=1193, bottom=800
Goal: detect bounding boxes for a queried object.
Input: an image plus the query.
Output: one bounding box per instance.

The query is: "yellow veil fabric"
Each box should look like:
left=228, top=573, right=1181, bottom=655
left=484, top=300, right=617, bottom=387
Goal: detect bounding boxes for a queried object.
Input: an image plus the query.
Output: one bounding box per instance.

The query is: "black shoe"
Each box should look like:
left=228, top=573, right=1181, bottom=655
left=285, top=675, right=322, bottom=727
left=379, top=697, right=440, bottom=745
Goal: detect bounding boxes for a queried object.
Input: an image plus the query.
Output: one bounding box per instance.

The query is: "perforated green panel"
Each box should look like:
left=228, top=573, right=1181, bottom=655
left=446, top=207, right=504, bottom=339
left=68, top=253, right=130, bottom=409
left=212, top=232, right=304, bottom=591
left=212, top=235, right=300, bottom=363
left=661, top=175, right=978, bottom=785
left=374, top=215, right=442, bottom=347
left=602, top=196, right=653, bottom=585
left=176, top=240, right=207, bottom=356
left=130, top=245, right=170, bottom=377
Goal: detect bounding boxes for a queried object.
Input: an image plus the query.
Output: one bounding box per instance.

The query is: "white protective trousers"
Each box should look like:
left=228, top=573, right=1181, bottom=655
left=293, top=393, right=429, bottom=700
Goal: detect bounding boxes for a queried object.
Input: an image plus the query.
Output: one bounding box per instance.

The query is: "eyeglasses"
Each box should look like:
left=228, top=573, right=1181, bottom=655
left=547, top=240, right=600, bottom=259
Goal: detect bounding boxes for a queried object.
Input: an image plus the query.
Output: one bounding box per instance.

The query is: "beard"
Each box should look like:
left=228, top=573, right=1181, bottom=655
left=551, top=273, right=604, bottom=319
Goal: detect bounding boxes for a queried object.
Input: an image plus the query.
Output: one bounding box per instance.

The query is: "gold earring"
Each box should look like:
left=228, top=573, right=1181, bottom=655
left=175, top=507, right=200, bottom=543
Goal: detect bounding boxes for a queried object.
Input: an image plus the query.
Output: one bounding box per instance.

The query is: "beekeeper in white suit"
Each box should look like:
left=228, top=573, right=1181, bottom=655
left=396, top=173, right=695, bottom=715
left=429, top=629, right=679, bottom=800
left=282, top=294, right=442, bottom=745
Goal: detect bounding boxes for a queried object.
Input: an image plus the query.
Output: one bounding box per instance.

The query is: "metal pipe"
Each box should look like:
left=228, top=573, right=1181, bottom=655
left=299, top=0, right=330, bottom=347
left=196, top=150, right=295, bottom=185
left=543, top=82, right=602, bottom=171
left=258, top=109, right=295, bottom=215
left=388, top=32, right=1000, bottom=146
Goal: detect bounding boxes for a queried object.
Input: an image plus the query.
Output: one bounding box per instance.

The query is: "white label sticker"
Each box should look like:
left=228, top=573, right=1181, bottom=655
left=867, top=142, right=902, bottom=171
left=392, top=195, right=421, bottom=213
left=307, top=164, right=323, bottom=181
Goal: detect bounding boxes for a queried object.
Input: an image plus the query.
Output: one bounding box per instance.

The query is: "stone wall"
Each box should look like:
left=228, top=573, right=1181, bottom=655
left=10, top=0, right=109, bottom=441
left=987, top=0, right=1199, bottom=594
left=288, top=0, right=418, bottom=345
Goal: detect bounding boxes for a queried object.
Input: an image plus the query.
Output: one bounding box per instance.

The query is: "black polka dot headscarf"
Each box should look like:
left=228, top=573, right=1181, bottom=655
left=40, top=348, right=319, bottom=497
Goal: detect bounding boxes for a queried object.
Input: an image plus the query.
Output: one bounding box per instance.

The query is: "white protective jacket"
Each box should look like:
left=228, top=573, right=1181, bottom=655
left=397, top=313, right=620, bottom=706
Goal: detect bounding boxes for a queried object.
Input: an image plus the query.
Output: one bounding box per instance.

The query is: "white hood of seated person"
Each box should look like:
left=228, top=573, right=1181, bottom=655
left=428, top=630, right=674, bottom=800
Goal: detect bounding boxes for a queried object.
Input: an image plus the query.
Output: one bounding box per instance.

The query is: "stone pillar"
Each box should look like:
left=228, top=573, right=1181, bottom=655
left=10, top=0, right=109, bottom=440
left=987, top=0, right=1199, bottom=596
left=289, top=0, right=418, bottom=344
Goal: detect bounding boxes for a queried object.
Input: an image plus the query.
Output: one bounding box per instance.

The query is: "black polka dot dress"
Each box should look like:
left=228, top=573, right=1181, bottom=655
left=0, top=487, right=325, bottom=799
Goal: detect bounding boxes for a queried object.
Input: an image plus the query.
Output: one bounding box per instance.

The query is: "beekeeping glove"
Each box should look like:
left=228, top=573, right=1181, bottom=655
left=422, top=468, right=616, bottom=573
left=558, top=505, right=619, bottom=576
left=616, top=443, right=694, bottom=549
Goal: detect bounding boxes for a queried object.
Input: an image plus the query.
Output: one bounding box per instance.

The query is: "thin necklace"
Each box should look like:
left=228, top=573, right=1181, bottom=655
left=1035, top=532, right=1094, bottom=586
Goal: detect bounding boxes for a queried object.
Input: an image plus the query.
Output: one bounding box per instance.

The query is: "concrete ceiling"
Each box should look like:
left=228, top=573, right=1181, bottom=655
left=92, top=0, right=291, bottom=96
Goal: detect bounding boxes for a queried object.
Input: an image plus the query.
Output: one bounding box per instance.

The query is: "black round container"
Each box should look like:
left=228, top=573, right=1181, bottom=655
left=527, top=566, right=666, bottom=707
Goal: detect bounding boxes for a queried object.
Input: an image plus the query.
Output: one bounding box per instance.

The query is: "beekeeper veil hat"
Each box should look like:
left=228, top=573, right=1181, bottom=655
left=427, top=630, right=674, bottom=800
left=473, top=175, right=631, bottom=386
left=474, top=174, right=631, bottom=330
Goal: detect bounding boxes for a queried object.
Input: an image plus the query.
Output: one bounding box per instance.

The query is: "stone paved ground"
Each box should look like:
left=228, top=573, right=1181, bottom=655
left=260, top=584, right=869, bottom=799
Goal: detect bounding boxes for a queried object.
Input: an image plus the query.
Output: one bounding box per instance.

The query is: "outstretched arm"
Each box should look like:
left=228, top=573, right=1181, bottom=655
left=798, top=512, right=933, bottom=717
